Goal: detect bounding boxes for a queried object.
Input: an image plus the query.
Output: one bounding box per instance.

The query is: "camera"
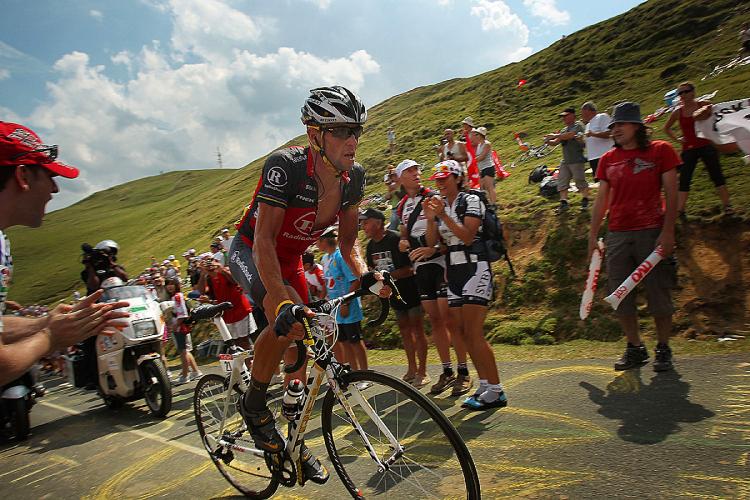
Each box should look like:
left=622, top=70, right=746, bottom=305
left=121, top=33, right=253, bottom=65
left=81, top=243, right=115, bottom=277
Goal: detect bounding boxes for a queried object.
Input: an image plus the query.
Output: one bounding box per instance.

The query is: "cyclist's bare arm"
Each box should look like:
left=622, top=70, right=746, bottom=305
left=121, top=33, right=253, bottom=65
left=339, top=206, right=368, bottom=277
left=253, top=203, right=299, bottom=317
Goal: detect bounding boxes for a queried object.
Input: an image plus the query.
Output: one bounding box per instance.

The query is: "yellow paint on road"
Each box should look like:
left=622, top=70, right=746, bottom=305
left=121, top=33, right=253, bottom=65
left=503, top=365, right=615, bottom=390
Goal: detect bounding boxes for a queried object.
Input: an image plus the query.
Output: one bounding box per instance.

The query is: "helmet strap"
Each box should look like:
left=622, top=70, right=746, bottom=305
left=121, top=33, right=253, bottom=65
left=310, top=128, right=344, bottom=178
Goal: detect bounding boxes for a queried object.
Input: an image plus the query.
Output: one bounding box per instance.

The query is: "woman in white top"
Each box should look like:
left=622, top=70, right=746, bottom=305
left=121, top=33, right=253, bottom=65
left=424, top=160, right=507, bottom=411
left=470, top=127, right=497, bottom=205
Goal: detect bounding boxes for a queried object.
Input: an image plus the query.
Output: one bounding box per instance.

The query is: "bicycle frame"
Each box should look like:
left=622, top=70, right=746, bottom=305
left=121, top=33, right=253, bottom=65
left=208, top=312, right=404, bottom=486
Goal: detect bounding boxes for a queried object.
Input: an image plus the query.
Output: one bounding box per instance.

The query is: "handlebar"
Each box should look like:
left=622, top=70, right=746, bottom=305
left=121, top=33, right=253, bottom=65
left=284, top=271, right=401, bottom=374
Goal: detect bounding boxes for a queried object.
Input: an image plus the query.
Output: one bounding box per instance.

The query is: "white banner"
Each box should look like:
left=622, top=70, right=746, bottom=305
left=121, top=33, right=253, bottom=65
left=695, top=98, right=750, bottom=154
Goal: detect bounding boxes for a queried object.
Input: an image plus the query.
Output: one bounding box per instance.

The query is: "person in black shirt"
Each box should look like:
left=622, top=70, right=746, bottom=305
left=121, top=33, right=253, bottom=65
left=360, top=208, right=430, bottom=389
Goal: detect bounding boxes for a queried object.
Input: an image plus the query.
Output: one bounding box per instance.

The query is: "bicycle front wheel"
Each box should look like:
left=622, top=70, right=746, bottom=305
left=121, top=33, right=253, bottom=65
left=321, top=370, right=480, bottom=499
left=193, top=374, right=278, bottom=499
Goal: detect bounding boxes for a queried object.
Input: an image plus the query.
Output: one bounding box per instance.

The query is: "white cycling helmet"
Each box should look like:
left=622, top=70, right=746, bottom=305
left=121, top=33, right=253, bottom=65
left=101, top=277, right=124, bottom=289
left=301, top=86, right=367, bottom=126
left=95, top=239, right=119, bottom=256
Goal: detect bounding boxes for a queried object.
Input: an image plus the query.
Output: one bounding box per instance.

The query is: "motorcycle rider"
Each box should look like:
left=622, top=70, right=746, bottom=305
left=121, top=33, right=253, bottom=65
left=80, top=239, right=129, bottom=389
left=0, top=121, right=128, bottom=386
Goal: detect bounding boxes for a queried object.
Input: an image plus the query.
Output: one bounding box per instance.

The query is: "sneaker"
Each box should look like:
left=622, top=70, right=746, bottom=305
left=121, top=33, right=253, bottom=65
left=355, top=381, right=373, bottom=391
left=653, top=345, right=674, bottom=372
left=555, top=201, right=569, bottom=215
left=411, top=374, right=432, bottom=389
left=614, top=345, right=649, bottom=371
left=188, top=371, right=204, bottom=382
left=430, top=372, right=456, bottom=394
left=451, top=374, right=473, bottom=396
left=402, top=373, right=416, bottom=384
left=299, top=442, right=329, bottom=485
left=463, top=391, right=508, bottom=411
left=581, top=197, right=589, bottom=209
left=241, top=406, right=285, bottom=453
left=175, top=375, right=189, bottom=385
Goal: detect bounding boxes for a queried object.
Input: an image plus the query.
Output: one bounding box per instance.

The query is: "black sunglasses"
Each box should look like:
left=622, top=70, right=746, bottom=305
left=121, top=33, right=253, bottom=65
left=677, top=88, right=694, bottom=96
left=11, top=144, right=59, bottom=162
left=323, top=126, right=363, bottom=140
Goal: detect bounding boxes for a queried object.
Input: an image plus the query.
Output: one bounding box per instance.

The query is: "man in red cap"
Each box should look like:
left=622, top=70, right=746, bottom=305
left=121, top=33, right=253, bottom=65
left=0, top=121, right=129, bottom=385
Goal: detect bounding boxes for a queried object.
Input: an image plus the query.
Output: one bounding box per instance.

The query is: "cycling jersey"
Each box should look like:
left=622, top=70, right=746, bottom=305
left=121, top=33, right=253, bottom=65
left=235, top=146, right=366, bottom=265
left=397, top=187, right=445, bottom=269
left=437, top=192, right=485, bottom=265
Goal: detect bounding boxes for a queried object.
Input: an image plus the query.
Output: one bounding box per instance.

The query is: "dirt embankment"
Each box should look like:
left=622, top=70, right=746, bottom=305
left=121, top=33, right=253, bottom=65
left=498, top=216, right=750, bottom=340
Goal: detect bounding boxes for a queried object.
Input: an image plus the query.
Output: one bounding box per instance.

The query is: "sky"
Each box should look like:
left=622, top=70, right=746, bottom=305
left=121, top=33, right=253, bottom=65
left=0, top=0, right=642, bottom=210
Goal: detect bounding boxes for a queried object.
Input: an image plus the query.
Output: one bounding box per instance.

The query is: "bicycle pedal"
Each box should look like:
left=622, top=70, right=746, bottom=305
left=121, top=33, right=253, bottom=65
left=264, top=451, right=296, bottom=487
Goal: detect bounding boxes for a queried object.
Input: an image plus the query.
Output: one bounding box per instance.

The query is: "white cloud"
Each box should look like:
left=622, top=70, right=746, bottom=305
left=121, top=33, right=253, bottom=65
left=471, top=0, right=530, bottom=40
left=24, top=2, right=380, bottom=210
left=303, top=0, right=332, bottom=8
left=522, top=0, right=570, bottom=25
left=89, top=9, right=103, bottom=21
left=0, top=69, right=9, bottom=81
left=167, top=0, right=261, bottom=60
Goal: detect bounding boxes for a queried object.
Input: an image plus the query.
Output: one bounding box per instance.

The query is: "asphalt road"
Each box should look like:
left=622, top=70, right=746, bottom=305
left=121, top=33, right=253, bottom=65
left=1, top=353, right=748, bottom=499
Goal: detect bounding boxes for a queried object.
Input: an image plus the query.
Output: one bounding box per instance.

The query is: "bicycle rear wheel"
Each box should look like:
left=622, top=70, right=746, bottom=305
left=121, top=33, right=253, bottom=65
left=193, top=374, right=278, bottom=499
left=321, top=370, right=480, bottom=499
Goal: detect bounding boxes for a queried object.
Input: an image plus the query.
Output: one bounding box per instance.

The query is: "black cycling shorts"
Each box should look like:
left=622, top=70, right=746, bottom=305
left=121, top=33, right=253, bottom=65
left=415, top=263, right=447, bottom=301
left=337, top=322, right=362, bottom=343
left=391, top=275, right=421, bottom=312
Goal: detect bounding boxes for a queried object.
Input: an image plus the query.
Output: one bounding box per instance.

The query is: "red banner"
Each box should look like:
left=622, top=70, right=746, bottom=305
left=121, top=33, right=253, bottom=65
left=464, top=132, right=480, bottom=188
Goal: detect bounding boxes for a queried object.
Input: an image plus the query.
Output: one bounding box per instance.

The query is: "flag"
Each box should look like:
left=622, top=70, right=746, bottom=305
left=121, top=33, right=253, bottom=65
left=464, top=131, right=480, bottom=188
left=694, top=98, right=750, bottom=154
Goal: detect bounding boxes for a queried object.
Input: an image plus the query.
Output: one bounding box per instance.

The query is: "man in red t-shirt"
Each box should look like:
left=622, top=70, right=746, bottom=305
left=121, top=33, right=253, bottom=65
left=588, top=102, right=679, bottom=372
left=197, top=257, right=256, bottom=350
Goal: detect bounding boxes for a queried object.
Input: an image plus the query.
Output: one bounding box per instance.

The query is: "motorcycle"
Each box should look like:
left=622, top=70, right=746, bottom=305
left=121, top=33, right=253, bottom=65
left=1, top=366, right=43, bottom=440
left=98, top=279, right=172, bottom=417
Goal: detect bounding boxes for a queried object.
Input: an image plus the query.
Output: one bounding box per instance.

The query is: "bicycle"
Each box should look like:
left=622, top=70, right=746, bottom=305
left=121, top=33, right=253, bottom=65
left=509, top=132, right=559, bottom=167
left=191, top=272, right=480, bottom=499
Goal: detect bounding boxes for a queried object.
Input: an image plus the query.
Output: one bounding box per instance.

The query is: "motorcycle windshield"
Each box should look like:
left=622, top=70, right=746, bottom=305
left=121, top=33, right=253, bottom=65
left=102, top=285, right=148, bottom=302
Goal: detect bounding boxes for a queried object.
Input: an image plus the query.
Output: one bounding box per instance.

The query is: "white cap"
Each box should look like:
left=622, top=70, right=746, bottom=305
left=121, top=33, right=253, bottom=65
left=167, top=254, right=175, bottom=260
left=462, top=116, right=474, bottom=127
left=221, top=228, right=229, bottom=233
left=471, top=126, right=488, bottom=137
left=395, top=159, right=420, bottom=178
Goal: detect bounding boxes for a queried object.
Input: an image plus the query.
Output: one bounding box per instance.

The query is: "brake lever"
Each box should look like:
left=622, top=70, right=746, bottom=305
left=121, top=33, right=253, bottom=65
left=380, top=271, right=405, bottom=305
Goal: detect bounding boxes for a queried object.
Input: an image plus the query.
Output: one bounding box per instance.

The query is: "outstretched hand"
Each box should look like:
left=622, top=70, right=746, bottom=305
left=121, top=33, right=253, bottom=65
left=46, top=289, right=130, bottom=352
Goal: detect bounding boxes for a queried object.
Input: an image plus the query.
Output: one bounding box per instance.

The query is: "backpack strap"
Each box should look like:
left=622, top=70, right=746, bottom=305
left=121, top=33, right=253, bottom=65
left=405, top=187, right=432, bottom=247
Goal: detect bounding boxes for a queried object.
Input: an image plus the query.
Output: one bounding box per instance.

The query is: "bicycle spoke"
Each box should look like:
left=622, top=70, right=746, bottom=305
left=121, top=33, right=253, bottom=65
left=322, top=371, right=479, bottom=499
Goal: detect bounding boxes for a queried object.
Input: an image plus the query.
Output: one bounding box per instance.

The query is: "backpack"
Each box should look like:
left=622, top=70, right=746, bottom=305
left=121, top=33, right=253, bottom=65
left=456, top=190, right=515, bottom=275
left=539, top=175, right=558, bottom=198
left=528, top=164, right=549, bottom=183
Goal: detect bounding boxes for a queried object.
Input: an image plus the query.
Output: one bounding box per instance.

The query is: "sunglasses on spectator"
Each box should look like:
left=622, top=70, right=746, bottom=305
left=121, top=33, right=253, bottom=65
left=11, top=144, right=59, bottom=162
left=323, top=126, right=363, bottom=140
left=677, top=88, right=694, bottom=95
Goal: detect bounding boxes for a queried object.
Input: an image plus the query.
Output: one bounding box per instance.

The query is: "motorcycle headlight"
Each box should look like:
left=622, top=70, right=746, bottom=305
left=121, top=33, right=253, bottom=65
left=133, top=320, right=157, bottom=338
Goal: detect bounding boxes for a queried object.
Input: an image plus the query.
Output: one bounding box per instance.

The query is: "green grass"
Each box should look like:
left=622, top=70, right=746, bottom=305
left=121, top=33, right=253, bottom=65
left=6, top=0, right=750, bottom=346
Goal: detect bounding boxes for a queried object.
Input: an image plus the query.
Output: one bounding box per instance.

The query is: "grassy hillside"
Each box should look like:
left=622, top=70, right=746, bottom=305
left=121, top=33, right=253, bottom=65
left=7, top=0, right=750, bottom=343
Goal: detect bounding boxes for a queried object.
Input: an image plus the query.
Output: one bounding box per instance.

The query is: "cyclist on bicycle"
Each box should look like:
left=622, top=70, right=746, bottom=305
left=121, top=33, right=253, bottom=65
left=228, top=86, right=378, bottom=484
